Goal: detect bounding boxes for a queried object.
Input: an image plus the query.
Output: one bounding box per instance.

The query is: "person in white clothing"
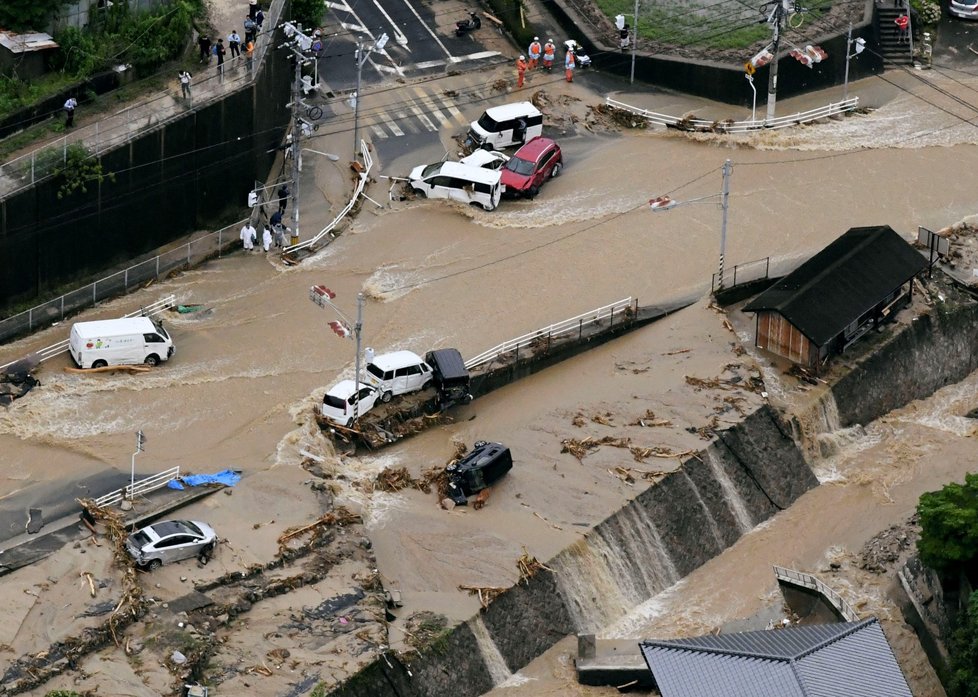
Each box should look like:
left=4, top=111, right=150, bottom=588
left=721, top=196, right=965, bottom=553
left=240, top=222, right=255, bottom=250
left=261, top=226, right=272, bottom=252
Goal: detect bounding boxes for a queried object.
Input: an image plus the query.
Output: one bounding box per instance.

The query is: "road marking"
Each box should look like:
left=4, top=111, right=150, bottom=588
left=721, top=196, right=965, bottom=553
left=412, top=59, right=446, bottom=70
left=325, top=0, right=351, bottom=10
left=436, top=94, right=468, bottom=127
left=372, top=0, right=410, bottom=50
left=398, top=0, right=454, bottom=59
left=369, top=123, right=388, bottom=139
left=408, top=51, right=502, bottom=72
left=396, top=110, right=421, bottom=134
left=340, top=22, right=369, bottom=33
left=412, top=88, right=450, bottom=126
left=382, top=114, right=405, bottom=136
left=408, top=103, right=438, bottom=131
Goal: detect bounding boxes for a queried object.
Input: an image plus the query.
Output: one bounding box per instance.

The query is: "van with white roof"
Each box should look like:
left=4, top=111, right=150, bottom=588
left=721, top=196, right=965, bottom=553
left=361, top=350, right=432, bottom=402
left=69, top=316, right=174, bottom=369
left=409, top=161, right=503, bottom=211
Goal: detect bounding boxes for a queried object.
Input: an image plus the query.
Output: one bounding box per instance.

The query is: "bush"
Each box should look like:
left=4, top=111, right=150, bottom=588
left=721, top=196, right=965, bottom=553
left=291, top=0, right=326, bottom=28
left=948, top=591, right=978, bottom=697
left=910, top=0, right=942, bottom=26
left=916, top=472, right=978, bottom=577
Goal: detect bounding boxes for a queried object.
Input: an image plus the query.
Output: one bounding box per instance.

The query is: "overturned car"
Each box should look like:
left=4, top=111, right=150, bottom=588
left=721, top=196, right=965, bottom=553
left=446, top=441, right=513, bottom=505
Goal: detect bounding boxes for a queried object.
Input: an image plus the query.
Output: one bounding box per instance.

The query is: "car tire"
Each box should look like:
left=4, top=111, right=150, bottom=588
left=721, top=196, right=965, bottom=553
left=412, top=188, right=427, bottom=199
left=422, top=380, right=432, bottom=391
left=382, top=391, right=392, bottom=403
left=199, top=543, right=215, bottom=564
left=147, top=559, right=162, bottom=571
left=551, top=162, right=562, bottom=178
left=482, top=201, right=496, bottom=211
left=91, top=360, right=108, bottom=369
left=527, top=186, right=539, bottom=199
left=144, top=354, right=160, bottom=367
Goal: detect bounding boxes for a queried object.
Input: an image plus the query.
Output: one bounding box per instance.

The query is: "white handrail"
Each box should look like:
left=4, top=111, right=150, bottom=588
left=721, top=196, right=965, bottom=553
left=94, top=466, right=181, bottom=507
left=605, top=96, right=859, bottom=133
left=465, top=297, right=633, bottom=370
left=773, top=564, right=859, bottom=622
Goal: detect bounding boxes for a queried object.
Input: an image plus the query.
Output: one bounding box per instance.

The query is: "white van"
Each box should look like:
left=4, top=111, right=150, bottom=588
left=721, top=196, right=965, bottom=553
left=466, top=102, right=544, bottom=151
left=409, top=161, right=503, bottom=212
left=361, top=350, right=432, bottom=402
left=69, top=316, right=174, bottom=369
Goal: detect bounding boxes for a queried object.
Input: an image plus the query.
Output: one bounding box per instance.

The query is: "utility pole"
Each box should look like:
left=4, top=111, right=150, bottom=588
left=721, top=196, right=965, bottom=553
left=279, top=22, right=316, bottom=244
left=765, top=0, right=789, bottom=122
left=352, top=292, right=365, bottom=422
left=353, top=34, right=388, bottom=156
left=718, top=159, right=732, bottom=290
left=631, top=0, right=639, bottom=84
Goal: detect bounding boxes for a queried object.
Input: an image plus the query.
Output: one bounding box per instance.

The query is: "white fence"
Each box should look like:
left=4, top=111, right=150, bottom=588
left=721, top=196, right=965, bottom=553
left=465, top=297, right=635, bottom=371
left=0, top=294, right=175, bottom=373
left=94, top=465, right=181, bottom=507
left=283, top=141, right=374, bottom=255
left=605, top=96, right=860, bottom=133
left=773, top=564, right=860, bottom=622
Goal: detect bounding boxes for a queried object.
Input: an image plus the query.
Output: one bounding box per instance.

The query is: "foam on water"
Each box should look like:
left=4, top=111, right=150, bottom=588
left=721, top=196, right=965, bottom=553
left=362, top=265, right=425, bottom=302
left=472, top=192, right=643, bottom=230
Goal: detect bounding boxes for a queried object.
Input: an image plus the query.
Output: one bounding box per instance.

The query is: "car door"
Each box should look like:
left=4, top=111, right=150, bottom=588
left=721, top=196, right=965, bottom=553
left=158, top=534, right=197, bottom=563
left=535, top=148, right=556, bottom=187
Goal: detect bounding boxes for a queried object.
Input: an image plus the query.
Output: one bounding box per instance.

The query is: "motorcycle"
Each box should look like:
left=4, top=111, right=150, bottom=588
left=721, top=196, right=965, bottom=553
left=455, top=12, right=481, bottom=37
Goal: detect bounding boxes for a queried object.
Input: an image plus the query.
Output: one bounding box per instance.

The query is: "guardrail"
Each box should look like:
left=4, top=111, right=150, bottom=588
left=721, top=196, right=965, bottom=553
left=605, top=96, right=860, bottom=133
left=94, top=466, right=181, bottom=508
left=774, top=564, right=860, bottom=622
left=465, top=297, right=635, bottom=371
left=0, top=217, right=248, bottom=346
left=0, top=294, right=176, bottom=373
left=283, top=140, right=374, bottom=255
left=712, top=257, right=772, bottom=293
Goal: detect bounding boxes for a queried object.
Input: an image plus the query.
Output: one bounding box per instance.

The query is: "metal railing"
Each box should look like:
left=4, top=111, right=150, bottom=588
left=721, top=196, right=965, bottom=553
left=283, top=141, right=373, bottom=255
left=0, top=217, right=247, bottom=345
left=94, top=466, right=181, bottom=508
left=0, top=0, right=285, bottom=200
left=712, top=257, right=772, bottom=293
left=605, top=96, right=860, bottom=133
left=773, top=564, right=860, bottom=622
left=465, top=297, right=634, bottom=371
left=0, top=294, right=175, bottom=372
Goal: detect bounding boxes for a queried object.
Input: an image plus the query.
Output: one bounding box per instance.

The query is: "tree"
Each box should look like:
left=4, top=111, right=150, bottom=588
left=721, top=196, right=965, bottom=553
left=917, top=472, right=978, bottom=576
left=53, top=145, right=115, bottom=199
left=0, top=0, right=70, bottom=32
left=291, top=0, right=326, bottom=28
left=948, top=591, right=978, bottom=697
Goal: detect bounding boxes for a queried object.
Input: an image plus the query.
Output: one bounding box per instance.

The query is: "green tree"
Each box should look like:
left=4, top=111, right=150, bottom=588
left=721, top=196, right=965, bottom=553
left=948, top=591, right=978, bottom=697
left=0, top=0, right=70, bottom=32
left=291, top=0, right=326, bottom=28
left=53, top=145, right=115, bottom=199
left=917, top=473, right=978, bottom=576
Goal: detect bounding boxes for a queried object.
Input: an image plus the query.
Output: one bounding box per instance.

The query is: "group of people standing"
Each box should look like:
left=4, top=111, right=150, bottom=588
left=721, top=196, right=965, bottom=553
left=194, top=1, right=264, bottom=85
left=517, top=37, right=575, bottom=87
left=240, top=183, right=292, bottom=253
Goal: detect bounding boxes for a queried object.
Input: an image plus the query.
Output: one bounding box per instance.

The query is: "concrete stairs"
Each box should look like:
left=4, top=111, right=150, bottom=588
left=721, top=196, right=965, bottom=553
left=877, top=3, right=914, bottom=66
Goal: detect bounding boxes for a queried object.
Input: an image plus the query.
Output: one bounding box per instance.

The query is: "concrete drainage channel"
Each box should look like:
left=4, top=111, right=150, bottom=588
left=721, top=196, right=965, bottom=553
left=324, top=291, right=978, bottom=697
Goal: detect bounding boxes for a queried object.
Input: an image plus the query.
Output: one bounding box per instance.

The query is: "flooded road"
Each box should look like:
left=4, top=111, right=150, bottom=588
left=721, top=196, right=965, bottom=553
left=2, top=64, right=978, bottom=695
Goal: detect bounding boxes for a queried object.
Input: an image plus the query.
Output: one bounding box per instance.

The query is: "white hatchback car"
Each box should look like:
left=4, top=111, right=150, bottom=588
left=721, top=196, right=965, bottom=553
left=361, top=350, right=433, bottom=402
left=125, top=520, right=218, bottom=570
left=321, top=380, right=379, bottom=426
left=950, top=0, right=978, bottom=19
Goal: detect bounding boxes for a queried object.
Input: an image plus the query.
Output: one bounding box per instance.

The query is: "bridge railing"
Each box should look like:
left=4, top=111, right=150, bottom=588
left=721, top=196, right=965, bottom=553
left=95, top=466, right=181, bottom=508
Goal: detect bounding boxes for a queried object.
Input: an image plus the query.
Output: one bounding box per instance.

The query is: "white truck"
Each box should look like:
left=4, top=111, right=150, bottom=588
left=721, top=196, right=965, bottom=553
left=69, top=316, right=174, bottom=369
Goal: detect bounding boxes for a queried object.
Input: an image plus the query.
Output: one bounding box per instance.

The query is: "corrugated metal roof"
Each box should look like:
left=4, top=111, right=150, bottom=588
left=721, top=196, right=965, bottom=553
left=640, top=618, right=913, bottom=697
left=742, top=226, right=927, bottom=347
left=0, top=31, right=59, bottom=53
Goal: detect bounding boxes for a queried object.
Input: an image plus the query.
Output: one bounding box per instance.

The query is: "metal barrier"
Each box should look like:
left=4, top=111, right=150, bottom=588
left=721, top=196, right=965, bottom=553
left=605, top=96, right=860, bottom=133
left=283, top=141, right=374, bottom=255
left=0, top=294, right=176, bottom=372
left=465, top=297, right=634, bottom=370
left=712, top=257, right=772, bottom=293
left=773, top=564, right=860, bottom=622
left=0, top=217, right=247, bottom=345
left=0, top=0, right=285, bottom=201
left=94, top=466, right=181, bottom=508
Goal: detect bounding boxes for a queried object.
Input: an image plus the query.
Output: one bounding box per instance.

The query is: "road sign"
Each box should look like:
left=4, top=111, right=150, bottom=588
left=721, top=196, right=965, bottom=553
left=309, top=285, right=336, bottom=308
left=744, top=61, right=755, bottom=76
left=328, top=321, right=351, bottom=338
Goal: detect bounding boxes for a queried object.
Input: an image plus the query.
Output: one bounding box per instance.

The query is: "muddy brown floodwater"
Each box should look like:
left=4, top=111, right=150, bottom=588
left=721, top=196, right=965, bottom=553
left=2, top=63, right=978, bottom=695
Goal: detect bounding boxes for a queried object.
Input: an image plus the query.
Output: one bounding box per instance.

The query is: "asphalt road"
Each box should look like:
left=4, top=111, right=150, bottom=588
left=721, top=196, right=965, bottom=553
left=933, top=8, right=978, bottom=68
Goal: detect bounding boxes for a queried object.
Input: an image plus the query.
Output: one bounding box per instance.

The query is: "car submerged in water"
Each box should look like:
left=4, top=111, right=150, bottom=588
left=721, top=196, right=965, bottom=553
left=125, top=520, right=218, bottom=570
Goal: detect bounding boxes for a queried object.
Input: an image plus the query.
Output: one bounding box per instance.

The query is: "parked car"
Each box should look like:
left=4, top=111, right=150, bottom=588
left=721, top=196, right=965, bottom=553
left=321, top=380, right=380, bottom=426
left=950, top=0, right=978, bottom=19
left=500, top=137, right=562, bottom=199
left=459, top=149, right=509, bottom=170
left=465, top=101, right=544, bottom=150
left=125, top=520, right=217, bottom=570
left=446, top=441, right=513, bottom=505
left=361, top=350, right=433, bottom=402
left=424, top=348, right=472, bottom=409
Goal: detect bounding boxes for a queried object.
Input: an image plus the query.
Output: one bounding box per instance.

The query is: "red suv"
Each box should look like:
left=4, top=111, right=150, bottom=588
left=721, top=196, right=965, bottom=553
left=500, top=136, right=563, bottom=199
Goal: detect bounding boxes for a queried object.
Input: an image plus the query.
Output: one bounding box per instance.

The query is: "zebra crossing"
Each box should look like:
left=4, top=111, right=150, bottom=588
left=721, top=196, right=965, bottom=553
left=361, top=84, right=480, bottom=141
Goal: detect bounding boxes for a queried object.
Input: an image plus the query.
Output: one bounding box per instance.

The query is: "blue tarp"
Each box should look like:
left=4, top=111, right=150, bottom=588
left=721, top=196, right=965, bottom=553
left=166, top=468, right=241, bottom=490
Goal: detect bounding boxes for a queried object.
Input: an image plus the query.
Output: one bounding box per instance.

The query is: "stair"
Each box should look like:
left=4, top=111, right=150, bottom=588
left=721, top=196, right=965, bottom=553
left=877, top=3, right=914, bottom=66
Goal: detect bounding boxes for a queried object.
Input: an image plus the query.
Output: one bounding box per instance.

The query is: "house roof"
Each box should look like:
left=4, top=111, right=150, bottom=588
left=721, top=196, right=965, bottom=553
left=0, top=31, right=58, bottom=53
left=742, top=226, right=927, bottom=346
left=640, top=618, right=913, bottom=697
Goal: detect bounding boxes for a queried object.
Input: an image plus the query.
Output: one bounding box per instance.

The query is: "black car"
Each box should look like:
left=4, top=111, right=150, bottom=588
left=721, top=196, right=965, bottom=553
left=446, top=441, right=513, bottom=505
left=425, top=348, right=472, bottom=410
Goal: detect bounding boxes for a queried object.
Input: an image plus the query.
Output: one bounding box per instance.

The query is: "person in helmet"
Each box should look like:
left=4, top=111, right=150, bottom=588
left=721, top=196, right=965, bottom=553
left=542, top=38, right=556, bottom=72
left=528, top=36, right=542, bottom=70
left=516, top=54, right=528, bottom=88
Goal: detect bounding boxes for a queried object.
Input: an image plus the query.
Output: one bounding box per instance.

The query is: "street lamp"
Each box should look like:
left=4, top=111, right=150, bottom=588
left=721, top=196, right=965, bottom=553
left=353, top=33, right=389, bottom=156
left=126, top=430, right=145, bottom=509
left=649, top=159, right=733, bottom=291
left=299, top=147, right=339, bottom=173
left=842, top=23, right=865, bottom=102
left=309, top=285, right=366, bottom=422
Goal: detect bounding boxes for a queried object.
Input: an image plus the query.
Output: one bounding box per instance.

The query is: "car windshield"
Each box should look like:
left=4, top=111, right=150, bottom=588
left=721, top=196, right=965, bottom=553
left=476, top=113, right=499, bottom=131
left=420, top=163, right=441, bottom=178
left=366, top=364, right=385, bottom=379
left=130, top=530, right=151, bottom=547
left=504, top=157, right=536, bottom=176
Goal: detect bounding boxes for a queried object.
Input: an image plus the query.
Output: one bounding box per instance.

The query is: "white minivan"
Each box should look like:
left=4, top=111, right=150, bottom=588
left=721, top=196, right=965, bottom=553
left=409, top=161, right=503, bottom=212
left=361, top=350, right=432, bottom=402
left=465, top=102, right=544, bottom=151
left=69, top=316, right=174, bottom=369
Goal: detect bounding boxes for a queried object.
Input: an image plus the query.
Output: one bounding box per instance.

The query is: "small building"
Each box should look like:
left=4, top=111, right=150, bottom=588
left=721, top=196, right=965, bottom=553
left=640, top=617, right=913, bottom=697
left=743, top=225, right=926, bottom=370
left=0, top=31, right=59, bottom=81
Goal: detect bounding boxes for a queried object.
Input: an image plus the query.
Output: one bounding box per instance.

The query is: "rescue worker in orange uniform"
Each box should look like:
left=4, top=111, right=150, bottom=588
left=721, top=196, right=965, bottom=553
left=564, top=48, right=575, bottom=82
left=527, top=37, right=542, bottom=70
left=542, top=39, right=556, bottom=72
left=516, top=54, right=528, bottom=88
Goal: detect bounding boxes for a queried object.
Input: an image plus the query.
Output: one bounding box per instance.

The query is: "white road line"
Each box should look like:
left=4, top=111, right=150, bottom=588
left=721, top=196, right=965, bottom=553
left=408, top=103, right=438, bottom=132
left=411, top=59, right=447, bottom=70
left=383, top=114, right=405, bottom=136
left=412, top=88, right=450, bottom=126
left=458, top=51, right=502, bottom=61
left=325, top=0, right=352, bottom=10
left=369, top=123, right=389, bottom=139
left=372, top=0, right=410, bottom=49
left=399, top=0, right=455, bottom=60
left=396, top=111, right=419, bottom=134
left=436, top=94, right=468, bottom=127
left=340, top=21, right=369, bottom=33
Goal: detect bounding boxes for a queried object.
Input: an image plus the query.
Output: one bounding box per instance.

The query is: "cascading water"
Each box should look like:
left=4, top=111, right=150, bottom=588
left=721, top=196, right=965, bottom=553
left=703, top=449, right=754, bottom=533
left=469, top=615, right=512, bottom=686
left=680, top=470, right=725, bottom=553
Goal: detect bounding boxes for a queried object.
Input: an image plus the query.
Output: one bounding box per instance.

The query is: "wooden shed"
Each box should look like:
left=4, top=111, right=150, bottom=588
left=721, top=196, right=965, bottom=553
left=743, top=226, right=927, bottom=370
left=0, top=31, right=58, bottom=81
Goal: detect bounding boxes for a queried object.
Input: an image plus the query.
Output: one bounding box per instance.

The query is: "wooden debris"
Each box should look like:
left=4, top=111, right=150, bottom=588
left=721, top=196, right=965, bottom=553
left=662, top=348, right=691, bottom=356
left=458, top=584, right=507, bottom=609
left=591, top=412, right=614, bottom=426
left=532, top=511, right=563, bottom=530
left=628, top=409, right=672, bottom=428
left=81, top=571, right=96, bottom=598
left=245, top=663, right=274, bottom=676
left=277, top=507, right=361, bottom=554
left=571, top=413, right=587, bottom=427
left=517, top=547, right=552, bottom=585
left=373, top=466, right=417, bottom=493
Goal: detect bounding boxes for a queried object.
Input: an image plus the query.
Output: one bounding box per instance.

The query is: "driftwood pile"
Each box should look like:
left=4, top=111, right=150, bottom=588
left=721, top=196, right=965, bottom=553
left=560, top=435, right=694, bottom=464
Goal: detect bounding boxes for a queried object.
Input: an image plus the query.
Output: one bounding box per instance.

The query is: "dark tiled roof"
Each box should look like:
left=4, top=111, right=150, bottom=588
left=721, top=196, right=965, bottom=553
left=640, top=618, right=913, bottom=697
left=743, top=226, right=927, bottom=346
